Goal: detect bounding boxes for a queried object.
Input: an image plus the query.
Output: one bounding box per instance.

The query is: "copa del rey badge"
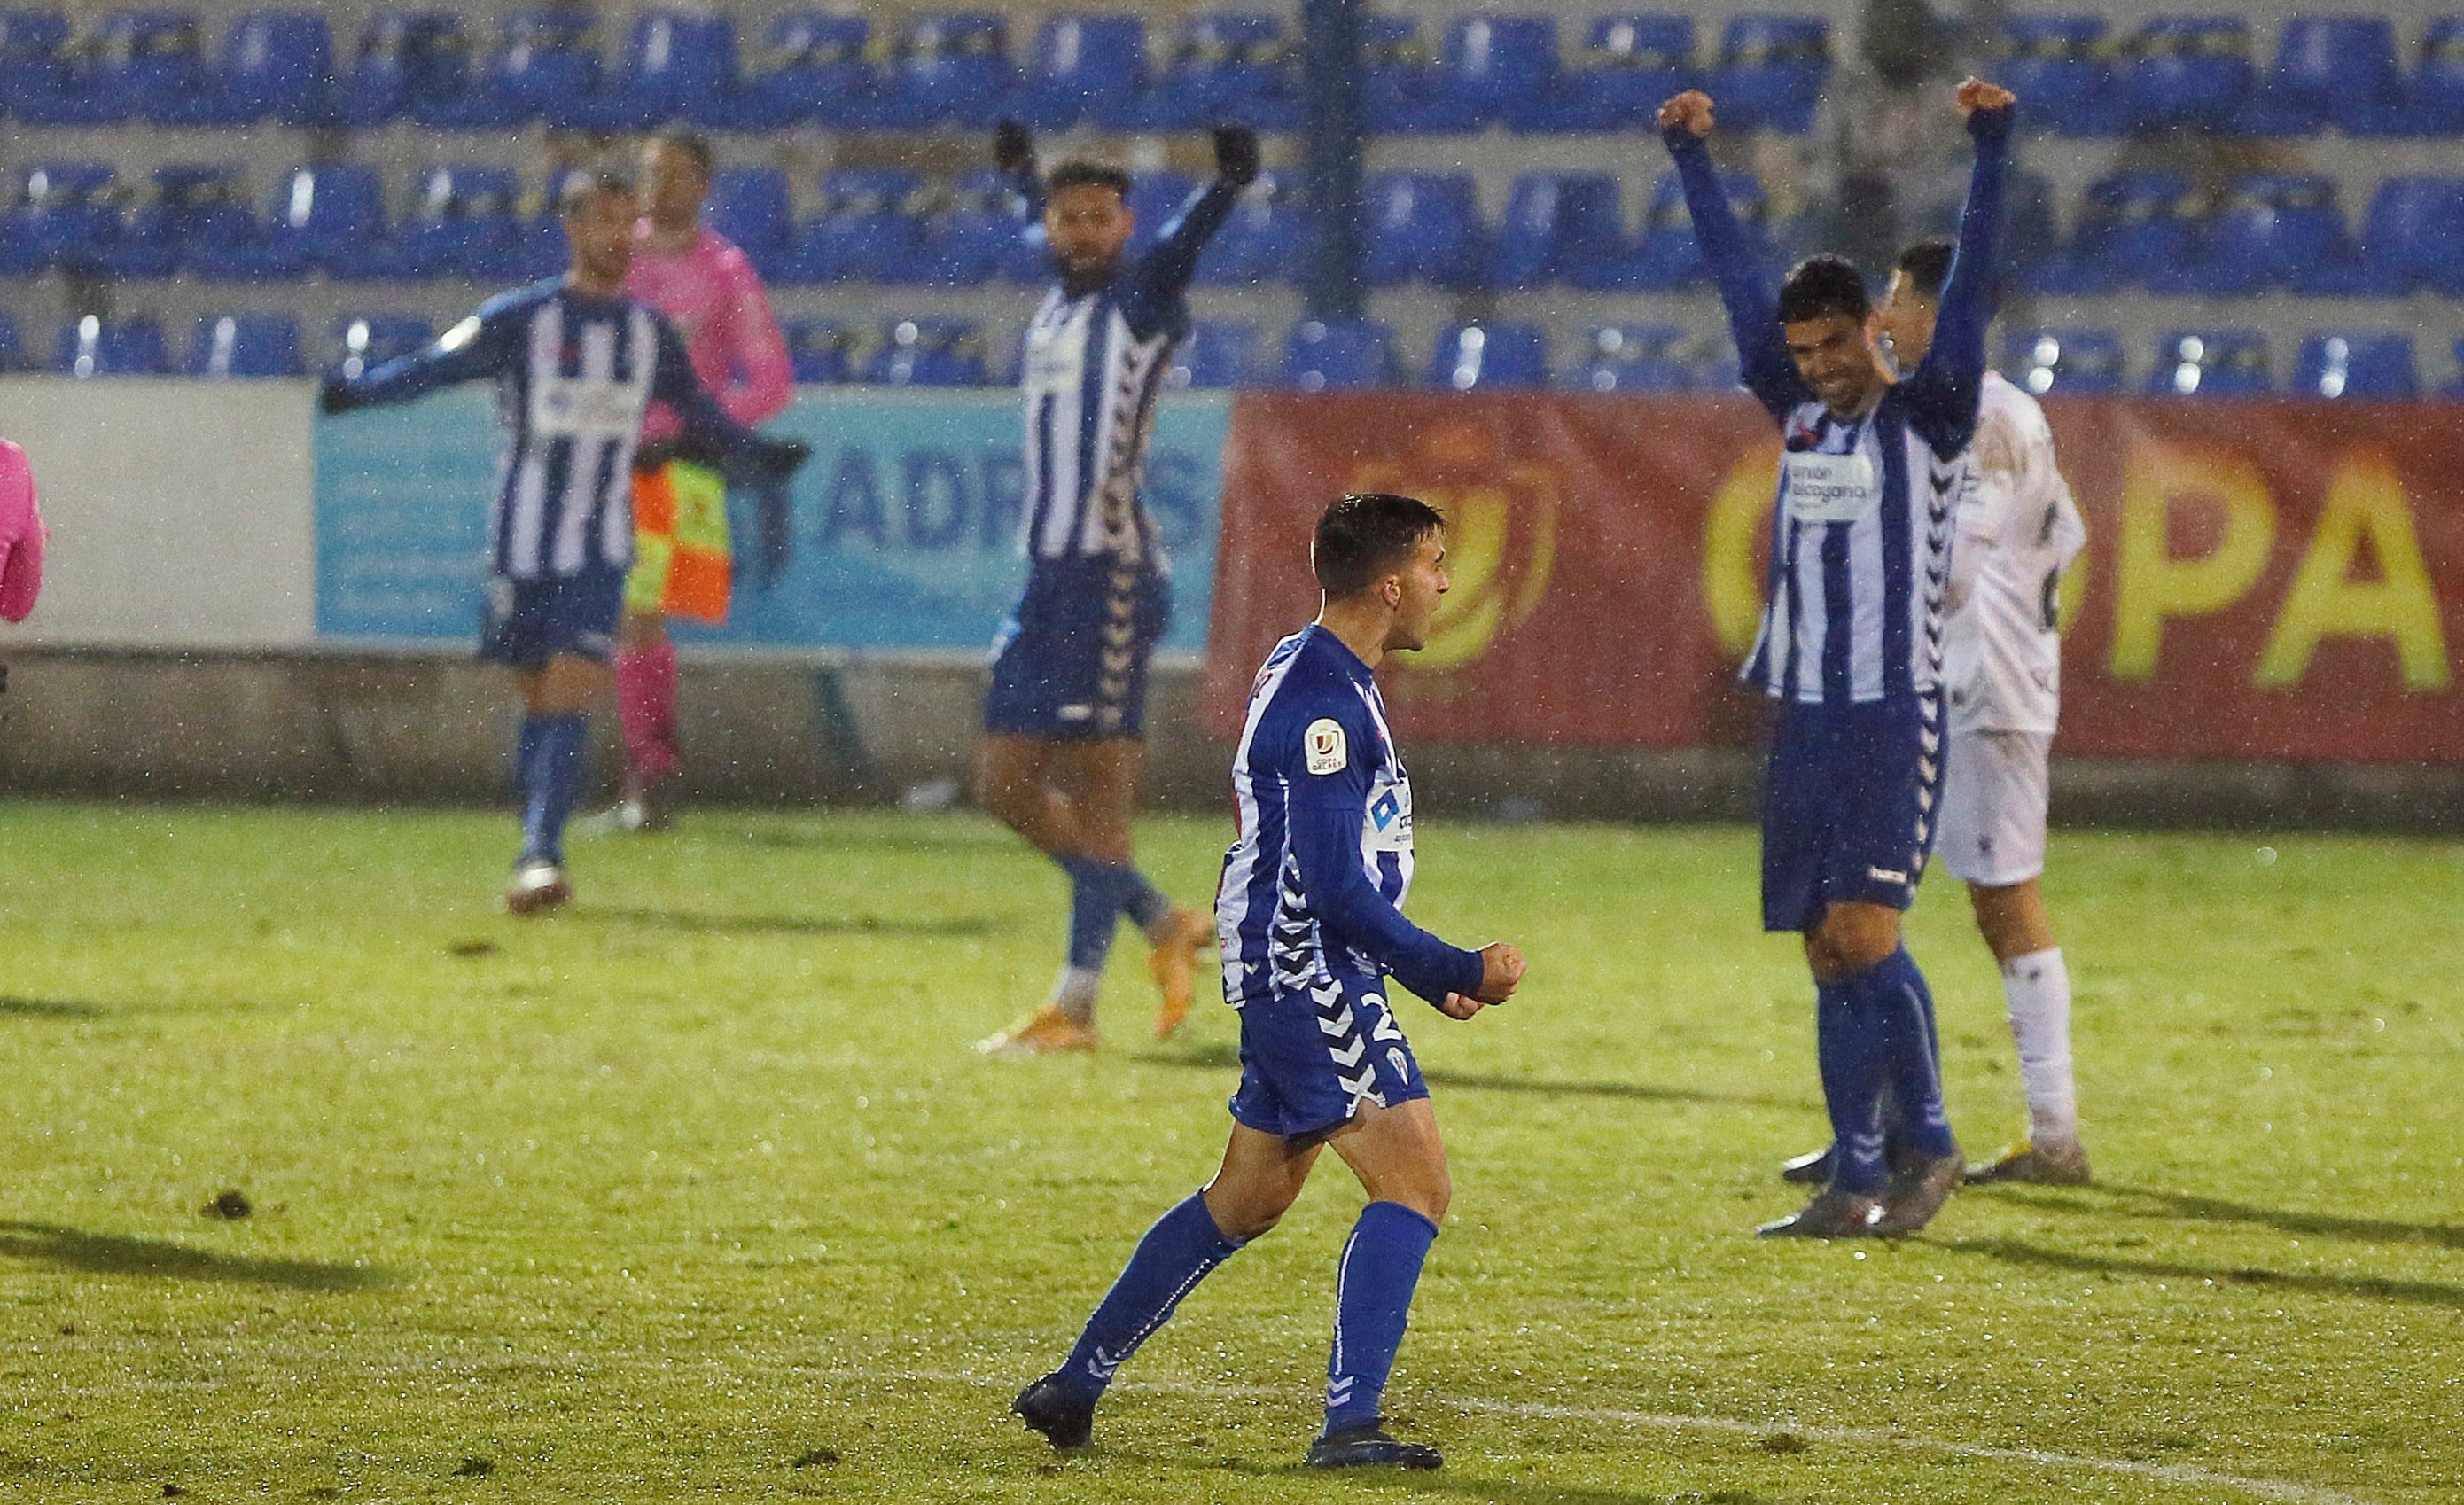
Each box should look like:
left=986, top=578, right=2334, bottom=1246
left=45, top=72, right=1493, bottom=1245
left=1305, top=718, right=1349, bottom=775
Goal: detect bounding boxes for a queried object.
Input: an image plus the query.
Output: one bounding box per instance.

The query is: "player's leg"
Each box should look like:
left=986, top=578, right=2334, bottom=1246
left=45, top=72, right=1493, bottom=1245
left=1311, top=1095, right=1449, bottom=1470
left=605, top=607, right=679, bottom=830
left=1015, top=1120, right=1314, bottom=1449
left=506, top=650, right=605, bottom=913
left=976, top=733, right=1107, bottom=1053
left=1059, top=736, right=1213, bottom=1041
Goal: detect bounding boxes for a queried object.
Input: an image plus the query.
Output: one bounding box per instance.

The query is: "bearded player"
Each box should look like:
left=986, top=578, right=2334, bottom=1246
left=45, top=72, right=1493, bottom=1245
left=975, top=120, right=1257, bottom=1056
left=1660, top=78, right=2015, bottom=1237
left=594, top=129, right=795, bottom=833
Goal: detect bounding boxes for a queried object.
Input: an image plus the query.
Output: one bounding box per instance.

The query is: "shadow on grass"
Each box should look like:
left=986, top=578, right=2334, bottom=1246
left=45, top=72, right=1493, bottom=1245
left=579, top=907, right=1010, bottom=940
left=0, top=997, right=104, bottom=1020
left=1071, top=1448, right=1689, bottom=1505
left=0, top=1223, right=381, bottom=1291
left=1993, top=1182, right=2464, bottom=1252
left=1130, top=1043, right=1800, bottom=1112
left=1939, top=1236, right=2464, bottom=1309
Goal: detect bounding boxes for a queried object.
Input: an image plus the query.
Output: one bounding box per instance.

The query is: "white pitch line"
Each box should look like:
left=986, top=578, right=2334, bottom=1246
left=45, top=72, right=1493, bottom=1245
left=885, top=1366, right=2374, bottom=1505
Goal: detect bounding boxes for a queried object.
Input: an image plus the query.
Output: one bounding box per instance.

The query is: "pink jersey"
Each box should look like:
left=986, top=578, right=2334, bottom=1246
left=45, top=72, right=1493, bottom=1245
left=0, top=439, right=42, bottom=623
left=628, top=223, right=794, bottom=447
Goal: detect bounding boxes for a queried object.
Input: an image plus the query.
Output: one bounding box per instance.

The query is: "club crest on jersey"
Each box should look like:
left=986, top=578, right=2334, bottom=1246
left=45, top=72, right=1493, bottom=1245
left=1305, top=718, right=1348, bottom=775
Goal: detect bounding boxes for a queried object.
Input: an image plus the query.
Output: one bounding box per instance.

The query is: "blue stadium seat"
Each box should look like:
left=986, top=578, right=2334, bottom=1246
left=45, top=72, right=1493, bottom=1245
left=787, top=171, right=925, bottom=284
left=1359, top=13, right=1462, bottom=134
left=371, top=12, right=524, bottom=129
left=331, top=314, right=432, bottom=378
left=730, top=12, right=872, bottom=129
left=1145, top=12, right=1293, bottom=132
left=2362, top=176, right=2464, bottom=293
left=866, top=316, right=987, bottom=386
left=2242, top=15, right=2406, bottom=136
left=704, top=168, right=794, bottom=280
left=2293, top=332, right=2417, bottom=399
left=1487, top=172, right=1622, bottom=290
left=1562, top=16, right=1696, bottom=132
left=1445, top=13, right=1561, bottom=133
left=255, top=164, right=387, bottom=277
left=97, top=163, right=258, bottom=278
left=2147, top=331, right=2271, bottom=397
left=1563, top=324, right=1695, bottom=392
left=1426, top=322, right=1548, bottom=390
left=221, top=11, right=335, bottom=126
left=96, top=11, right=217, bottom=124
left=1361, top=171, right=1483, bottom=287
left=1712, top=15, right=1828, bottom=133
left=2447, top=339, right=2464, bottom=400
left=487, top=10, right=602, bottom=126
left=394, top=164, right=522, bottom=278
left=883, top=12, right=1013, bottom=129
left=921, top=169, right=1032, bottom=287
left=1995, top=14, right=2120, bottom=136
left=0, top=163, right=119, bottom=274
left=1018, top=12, right=1147, bottom=129
left=1169, top=319, right=1258, bottom=389
left=2003, top=329, right=2125, bottom=396
left=1570, top=169, right=1766, bottom=292
left=1285, top=319, right=1395, bottom=390
left=2061, top=172, right=2199, bottom=291
left=0, top=10, right=73, bottom=117
left=1195, top=172, right=1302, bottom=286
left=566, top=10, right=736, bottom=130
left=780, top=318, right=854, bottom=383
left=53, top=315, right=170, bottom=377
left=187, top=313, right=304, bottom=377
left=0, top=313, right=27, bottom=371
left=2180, top=174, right=2351, bottom=296
left=2118, top=16, right=2253, bottom=131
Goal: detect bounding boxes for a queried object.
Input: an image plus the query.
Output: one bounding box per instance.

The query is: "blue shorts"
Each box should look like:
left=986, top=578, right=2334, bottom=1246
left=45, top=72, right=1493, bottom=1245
left=984, top=558, right=1171, bottom=740
left=1228, top=973, right=1430, bottom=1142
left=1760, top=697, right=1943, bottom=933
left=477, top=571, right=624, bottom=672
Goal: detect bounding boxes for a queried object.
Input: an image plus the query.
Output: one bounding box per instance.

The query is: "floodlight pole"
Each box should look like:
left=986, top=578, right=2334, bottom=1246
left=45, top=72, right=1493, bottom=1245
left=1298, top=0, right=1367, bottom=322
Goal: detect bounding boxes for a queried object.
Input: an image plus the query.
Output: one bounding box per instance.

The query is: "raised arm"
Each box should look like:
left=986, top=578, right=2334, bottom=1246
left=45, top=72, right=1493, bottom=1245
left=320, top=303, right=514, bottom=415
left=1658, top=90, right=1805, bottom=421
left=1903, top=80, right=2017, bottom=457
left=1119, top=127, right=1256, bottom=338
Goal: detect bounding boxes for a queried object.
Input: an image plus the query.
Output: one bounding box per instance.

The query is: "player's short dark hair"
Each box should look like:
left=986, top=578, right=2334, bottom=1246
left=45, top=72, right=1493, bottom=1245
left=1314, top=493, right=1446, bottom=599
left=649, top=129, right=714, bottom=176
left=1894, top=237, right=1955, bottom=301
left=1776, top=253, right=1872, bottom=325
left=1046, top=160, right=1133, bottom=199
left=558, top=168, right=636, bottom=217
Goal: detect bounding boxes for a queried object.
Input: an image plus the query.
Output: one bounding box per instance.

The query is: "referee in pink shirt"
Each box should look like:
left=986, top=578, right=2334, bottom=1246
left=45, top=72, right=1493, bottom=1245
left=599, top=130, right=795, bottom=832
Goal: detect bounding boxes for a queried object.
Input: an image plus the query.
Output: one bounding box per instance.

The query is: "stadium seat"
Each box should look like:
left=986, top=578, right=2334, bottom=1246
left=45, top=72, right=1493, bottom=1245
left=1358, top=13, right=1456, bottom=134
left=2117, top=16, right=2253, bottom=131
left=368, top=12, right=526, bottom=129
left=1361, top=171, right=1484, bottom=287
left=866, top=316, right=988, bottom=386
left=920, top=169, right=1032, bottom=287
left=0, top=10, right=74, bottom=116
left=2293, top=332, right=2417, bottom=399
left=1443, top=13, right=1562, bottom=133
left=331, top=314, right=432, bottom=378
left=1169, top=319, right=1258, bottom=389
left=1712, top=15, right=1829, bottom=134
left=2147, top=331, right=2272, bottom=397
left=2242, top=15, right=2406, bottom=136
left=1145, top=12, right=1293, bottom=131
left=703, top=168, right=794, bottom=279
left=2181, top=174, right=2354, bottom=296
left=2446, top=338, right=2464, bottom=400
left=782, top=317, right=856, bottom=383
left=1569, top=169, right=1766, bottom=292
left=487, top=10, right=603, bottom=125
left=2057, top=172, right=2199, bottom=292
left=187, top=314, right=305, bottom=378
left=251, top=164, right=387, bottom=277
left=1994, top=14, right=2121, bottom=136
left=1017, top=12, right=1147, bottom=129
left=1194, top=171, right=1303, bottom=286
left=394, top=165, right=523, bottom=278
left=882, top=13, right=1014, bottom=128
left=787, top=170, right=925, bottom=285
left=93, top=11, right=216, bottom=124
left=1562, top=16, right=1696, bottom=132
left=221, top=10, right=335, bottom=126
left=1284, top=318, right=1395, bottom=391
left=1487, top=172, right=1622, bottom=290
left=97, top=163, right=259, bottom=279
left=52, top=315, right=170, bottom=378
left=2362, top=176, right=2464, bottom=293
left=0, top=163, right=119, bottom=275
left=2414, top=19, right=2464, bottom=136
left=563, top=10, right=737, bottom=130
left=730, top=12, right=873, bottom=129
left=0, top=313, right=27, bottom=371
left=1426, top=322, right=1548, bottom=391
left=2003, top=329, right=2125, bottom=396
left=1563, top=324, right=1695, bottom=392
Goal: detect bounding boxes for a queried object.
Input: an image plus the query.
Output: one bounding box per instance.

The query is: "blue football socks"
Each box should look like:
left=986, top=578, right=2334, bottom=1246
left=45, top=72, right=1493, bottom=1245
left=518, top=714, right=587, bottom=867
left=1324, top=1201, right=1439, bottom=1435
left=1815, top=974, right=1894, bottom=1194
left=1121, top=869, right=1173, bottom=932
left=1057, top=1192, right=1243, bottom=1400
left=1057, top=855, right=1133, bottom=974
left=1867, top=947, right=1958, bottom=1160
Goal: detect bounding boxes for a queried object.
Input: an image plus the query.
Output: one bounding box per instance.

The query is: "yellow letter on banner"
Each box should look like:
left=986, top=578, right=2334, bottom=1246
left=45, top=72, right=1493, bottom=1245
left=2256, top=449, right=2452, bottom=690
left=2108, top=440, right=2278, bottom=680
left=1703, top=442, right=1781, bottom=659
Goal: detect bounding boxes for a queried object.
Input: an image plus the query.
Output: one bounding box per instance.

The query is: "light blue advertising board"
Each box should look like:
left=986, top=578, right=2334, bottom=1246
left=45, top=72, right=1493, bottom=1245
left=315, top=387, right=1230, bottom=656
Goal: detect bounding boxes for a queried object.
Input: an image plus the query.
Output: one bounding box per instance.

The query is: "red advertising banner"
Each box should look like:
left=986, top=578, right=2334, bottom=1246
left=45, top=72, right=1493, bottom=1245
left=1205, top=394, right=2464, bottom=764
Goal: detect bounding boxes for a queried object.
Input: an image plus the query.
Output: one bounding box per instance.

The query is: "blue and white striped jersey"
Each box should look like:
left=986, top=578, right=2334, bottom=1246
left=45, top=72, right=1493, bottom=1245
left=1214, top=626, right=1484, bottom=1010
left=1013, top=175, right=1240, bottom=565
left=1671, top=107, right=2013, bottom=706
left=332, top=278, right=768, bottom=581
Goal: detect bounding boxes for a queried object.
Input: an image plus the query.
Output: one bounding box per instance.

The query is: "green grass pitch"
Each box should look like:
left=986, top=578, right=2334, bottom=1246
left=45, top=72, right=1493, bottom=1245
left=1, top=800, right=2458, bottom=1503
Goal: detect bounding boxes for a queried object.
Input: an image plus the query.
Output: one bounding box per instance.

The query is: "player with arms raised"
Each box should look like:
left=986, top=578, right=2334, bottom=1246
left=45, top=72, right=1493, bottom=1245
left=1658, top=78, right=2016, bottom=1236
left=975, top=121, right=1258, bottom=1055
left=1011, top=493, right=1524, bottom=1470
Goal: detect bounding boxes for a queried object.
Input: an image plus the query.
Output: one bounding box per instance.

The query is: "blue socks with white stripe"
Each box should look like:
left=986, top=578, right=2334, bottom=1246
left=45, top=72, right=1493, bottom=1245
left=1055, top=1192, right=1243, bottom=1401
left=1052, top=855, right=1174, bottom=1018
left=517, top=714, right=587, bottom=866
left=1325, top=1201, right=1439, bottom=1435
left=1817, top=947, right=1957, bottom=1193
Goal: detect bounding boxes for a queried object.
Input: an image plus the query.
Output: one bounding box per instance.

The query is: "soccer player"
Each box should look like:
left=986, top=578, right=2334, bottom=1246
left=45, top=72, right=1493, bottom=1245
left=1657, top=78, right=2015, bottom=1237
left=1881, top=238, right=2091, bottom=1185
left=1010, top=492, right=1525, bottom=1469
left=320, top=171, right=807, bottom=913
left=594, top=129, right=795, bottom=835
left=974, top=120, right=1257, bottom=1055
